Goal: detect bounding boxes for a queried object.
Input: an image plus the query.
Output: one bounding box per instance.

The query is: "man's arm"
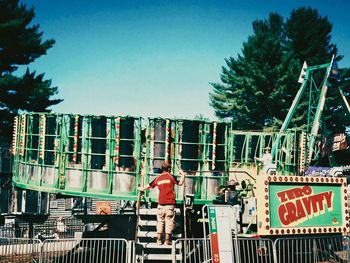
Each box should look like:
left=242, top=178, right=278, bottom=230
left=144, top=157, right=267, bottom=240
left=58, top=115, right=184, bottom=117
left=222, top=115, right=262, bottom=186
left=254, top=156, right=262, bottom=162
left=138, top=184, right=151, bottom=192
left=177, top=169, right=185, bottom=186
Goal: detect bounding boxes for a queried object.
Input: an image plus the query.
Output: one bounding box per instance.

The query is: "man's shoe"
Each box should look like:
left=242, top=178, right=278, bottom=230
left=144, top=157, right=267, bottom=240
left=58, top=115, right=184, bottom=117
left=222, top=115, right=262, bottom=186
left=164, top=233, right=172, bottom=245
left=164, top=240, right=172, bottom=246
left=157, top=239, right=163, bottom=245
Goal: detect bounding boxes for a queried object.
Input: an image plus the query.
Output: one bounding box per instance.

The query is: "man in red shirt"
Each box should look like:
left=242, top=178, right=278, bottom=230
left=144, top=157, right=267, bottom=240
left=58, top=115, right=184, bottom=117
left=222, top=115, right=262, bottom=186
left=138, top=161, right=185, bottom=245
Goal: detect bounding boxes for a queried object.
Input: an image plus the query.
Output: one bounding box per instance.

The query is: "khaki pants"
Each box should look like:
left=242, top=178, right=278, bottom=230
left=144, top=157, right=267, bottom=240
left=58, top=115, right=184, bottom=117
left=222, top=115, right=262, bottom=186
left=157, top=204, right=175, bottom=234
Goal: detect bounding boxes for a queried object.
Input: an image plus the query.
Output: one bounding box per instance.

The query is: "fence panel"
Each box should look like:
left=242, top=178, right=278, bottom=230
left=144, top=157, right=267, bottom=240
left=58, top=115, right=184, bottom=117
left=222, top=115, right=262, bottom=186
left=172, top=238, right=210, bottom=263
left=0, top=238, right=42, bottom=262
left=128, top=241, right=144, bottom=263
left=275, top=235, right=349, bottom=263
left=0, top=225, right=15, bottom=238
left=234, top=237, right=275, bottom=263
left=33, top=218, right=84, bottom=239
left=41, top=238, right=131, bottom=263
left=173, top=237, right=274, bottom=263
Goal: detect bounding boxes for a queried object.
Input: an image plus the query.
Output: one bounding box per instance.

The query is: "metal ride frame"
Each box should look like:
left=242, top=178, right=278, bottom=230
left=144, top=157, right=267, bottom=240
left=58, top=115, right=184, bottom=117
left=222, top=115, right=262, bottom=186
left=273, top=56, right=350, bottom=167
left=11, top=114, right=299, bottom=204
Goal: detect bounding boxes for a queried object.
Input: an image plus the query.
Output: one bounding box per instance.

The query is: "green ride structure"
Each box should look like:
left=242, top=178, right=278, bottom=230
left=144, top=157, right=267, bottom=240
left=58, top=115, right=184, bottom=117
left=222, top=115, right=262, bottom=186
left=11, top=114, right=300, bottom=204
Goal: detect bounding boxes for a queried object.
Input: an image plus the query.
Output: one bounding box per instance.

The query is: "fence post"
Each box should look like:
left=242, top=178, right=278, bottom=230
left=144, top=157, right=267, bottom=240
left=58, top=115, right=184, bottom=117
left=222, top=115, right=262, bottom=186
left=127, top=240, right=133, bottom=263
left=272, top=240, right=278, bottom=263
left=233, top=234, right=241, bottom=263
left=39, top=239, right=44, bottom=263
left=171, top=241, right=176, bottom=263
left=344, top=236, right=350, bottom=262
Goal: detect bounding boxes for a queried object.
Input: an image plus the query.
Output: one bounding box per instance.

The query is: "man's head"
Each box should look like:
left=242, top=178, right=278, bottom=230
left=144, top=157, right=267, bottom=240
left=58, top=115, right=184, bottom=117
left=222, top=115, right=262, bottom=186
left=227, top=179, right=238, bottom=190
left=162, top=161, right=171, bottom=172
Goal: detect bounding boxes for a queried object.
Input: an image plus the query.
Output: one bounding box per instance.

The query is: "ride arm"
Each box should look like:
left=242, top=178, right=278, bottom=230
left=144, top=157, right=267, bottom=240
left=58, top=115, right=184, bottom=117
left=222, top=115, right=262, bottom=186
left=337, top=86, right=350, bottom=115
left=307, top=57, right=335, bottom=163
left=271, top=71, right=309, bottom=158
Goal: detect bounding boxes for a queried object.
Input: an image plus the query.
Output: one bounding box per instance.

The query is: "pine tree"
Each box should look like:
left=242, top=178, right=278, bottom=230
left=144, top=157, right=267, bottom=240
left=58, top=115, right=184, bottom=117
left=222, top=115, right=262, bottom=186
left=286, top=8, right=338, bottom=66
left=0, top=0, right=62, bottom=142
left=210, top=13, right=295, bottom=129
left=286, top=7, right=349, bottom=132
left=210, top=7, right=350, bottom=133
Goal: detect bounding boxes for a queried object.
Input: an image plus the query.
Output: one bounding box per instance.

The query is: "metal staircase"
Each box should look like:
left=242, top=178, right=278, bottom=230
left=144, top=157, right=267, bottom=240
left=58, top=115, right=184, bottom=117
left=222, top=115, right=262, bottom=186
left=136, top=207, right=182, bottom=262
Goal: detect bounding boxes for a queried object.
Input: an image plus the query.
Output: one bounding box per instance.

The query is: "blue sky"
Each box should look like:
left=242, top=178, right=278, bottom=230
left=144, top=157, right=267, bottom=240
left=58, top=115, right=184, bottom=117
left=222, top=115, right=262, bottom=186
left=22, top=0, right=350, bottom=120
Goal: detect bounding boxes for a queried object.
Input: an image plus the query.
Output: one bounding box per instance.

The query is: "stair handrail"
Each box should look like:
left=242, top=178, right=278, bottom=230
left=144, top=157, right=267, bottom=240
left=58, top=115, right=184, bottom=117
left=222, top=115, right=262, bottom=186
left=135, top=187, right=142, bottom=242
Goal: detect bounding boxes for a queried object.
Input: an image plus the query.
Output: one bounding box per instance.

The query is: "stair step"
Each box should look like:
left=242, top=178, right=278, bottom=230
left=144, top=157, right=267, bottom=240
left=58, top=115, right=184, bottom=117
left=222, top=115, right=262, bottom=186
left=137, top=231, right=182, bottom=238
left=138, top=231, right=157, bottom=238
left=140, top=242, right=172, bottom=249
left=140, top=242, right=182, bottom=249
left=144, top=253, right=182, bottom=261
left=139, top=208, right=181, bottom=215
left=138, top=220, right=157, bottom=226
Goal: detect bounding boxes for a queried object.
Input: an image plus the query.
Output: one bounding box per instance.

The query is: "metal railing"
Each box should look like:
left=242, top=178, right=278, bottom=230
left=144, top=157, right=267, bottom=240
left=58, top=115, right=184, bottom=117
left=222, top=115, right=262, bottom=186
left=0, top=226, right=17, bottom=238
left=41, top=238, right=133, bottom=263
left=33, top=218, right=84, bottom=239
left=274, top=235, right=349, bottom=263
left=172, top=238, right=211, bottom=263
left=173, top=237, right=274, bottom=263
left=0, top=238, right=42, bottom=262
left=0, top=235, right=348, bottom=263
left=0, top=237, right=142, bottom=263
left=173, top=235, right=349, bottom=263
left=235, top=237, right=275, bottom=263
left=0, top=218, right=85, bottom=240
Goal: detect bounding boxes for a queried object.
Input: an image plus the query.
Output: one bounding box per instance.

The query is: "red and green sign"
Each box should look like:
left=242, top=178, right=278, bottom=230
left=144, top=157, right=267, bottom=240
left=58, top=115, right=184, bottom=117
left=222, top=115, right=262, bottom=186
left=208, top=206, right=234, bottom=263
left=209, top=207, right=220, bottom=263
left=257, top=175, right=349, bottom=236
left=270, top=184, right=341, bottom=228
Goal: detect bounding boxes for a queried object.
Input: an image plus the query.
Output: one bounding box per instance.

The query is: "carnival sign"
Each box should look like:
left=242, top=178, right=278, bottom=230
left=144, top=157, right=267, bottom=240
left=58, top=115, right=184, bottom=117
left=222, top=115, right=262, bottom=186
left=257, top=175, right=349, bottom=236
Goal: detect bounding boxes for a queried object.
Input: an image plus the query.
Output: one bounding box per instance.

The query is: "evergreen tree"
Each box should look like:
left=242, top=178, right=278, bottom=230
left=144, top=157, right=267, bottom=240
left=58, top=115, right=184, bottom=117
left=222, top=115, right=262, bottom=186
left=210, top=13, right=297, bottom=129
left=286, top=8, right=338, bottom=66
left=286, top=8, right=349, bottom=132
left=210, top=7, right=350, bottom=133
left=0, top=0, right=62, bottom=142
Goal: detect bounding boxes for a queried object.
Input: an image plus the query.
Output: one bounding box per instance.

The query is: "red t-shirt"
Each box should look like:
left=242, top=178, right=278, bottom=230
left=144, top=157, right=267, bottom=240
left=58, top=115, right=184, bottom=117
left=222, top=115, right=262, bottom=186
left=149, top=172, right=179, bottom=205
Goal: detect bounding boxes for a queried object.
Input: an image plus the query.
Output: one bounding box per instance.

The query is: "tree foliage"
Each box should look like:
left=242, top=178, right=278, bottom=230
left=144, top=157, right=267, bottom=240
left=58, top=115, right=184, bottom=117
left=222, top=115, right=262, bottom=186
left=210, top=7, right=350, bottom=133
left=0, top=0, right=62, bottom=142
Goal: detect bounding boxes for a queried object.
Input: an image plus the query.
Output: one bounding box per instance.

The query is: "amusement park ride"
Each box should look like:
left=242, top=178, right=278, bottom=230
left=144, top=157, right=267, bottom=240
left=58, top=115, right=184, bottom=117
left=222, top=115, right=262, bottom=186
left=1, top=57, right=350, bottom=261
